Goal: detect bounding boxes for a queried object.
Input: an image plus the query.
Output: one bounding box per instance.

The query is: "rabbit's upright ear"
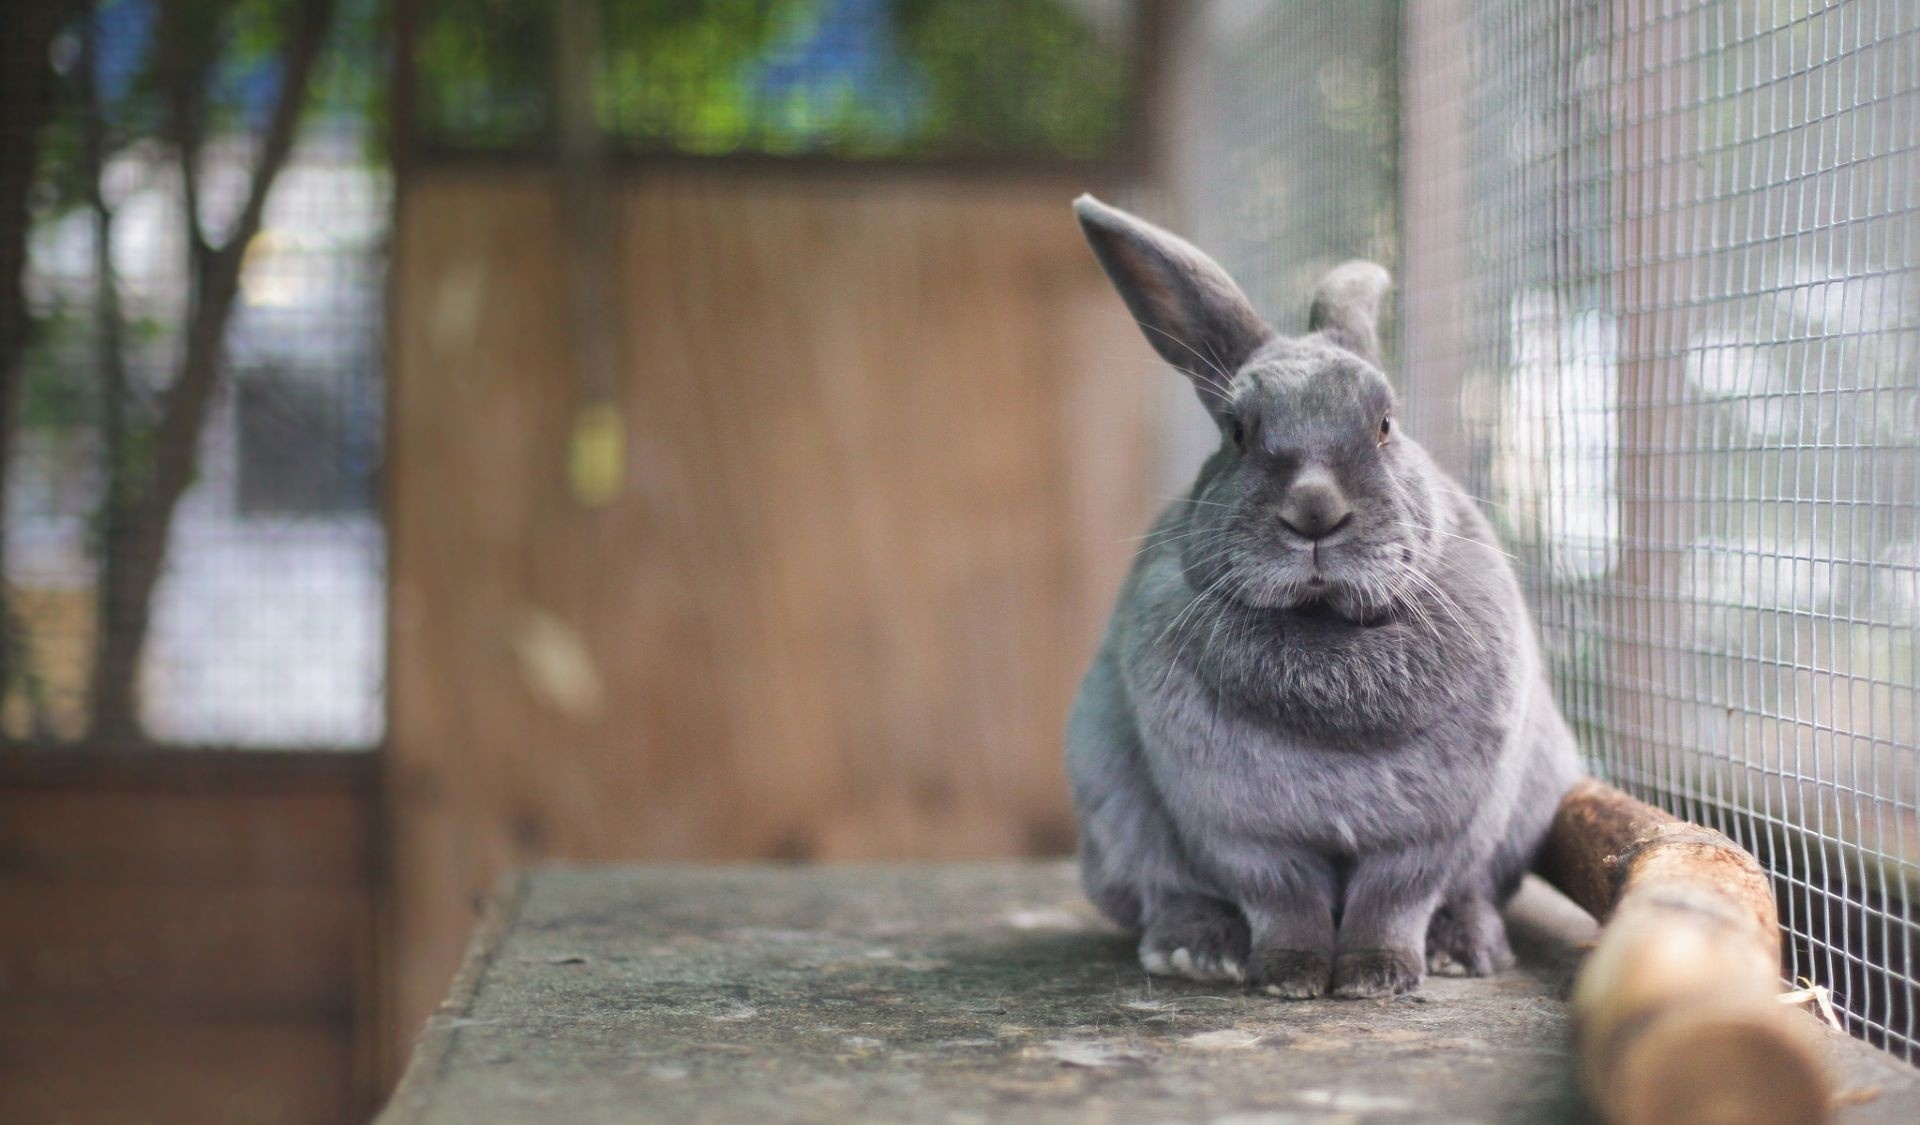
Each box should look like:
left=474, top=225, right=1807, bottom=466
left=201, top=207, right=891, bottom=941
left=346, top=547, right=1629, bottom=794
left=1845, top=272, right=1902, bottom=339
left=1307, top=260, right=1392, bottom=365
left=1074, top=194, right=1273, bottom=416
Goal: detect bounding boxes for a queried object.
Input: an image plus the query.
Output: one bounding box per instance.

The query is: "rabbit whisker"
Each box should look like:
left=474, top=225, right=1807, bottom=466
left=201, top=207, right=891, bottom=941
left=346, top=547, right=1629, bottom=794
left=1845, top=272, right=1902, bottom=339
left=1158, top=540, right=1240, bottom=575
left=1198, top=564, right=1262, bottom=656
left=1122, top=525, right=1213, bottom=545
left=1200, top=570, right=1255, bottom=658
left=1127, top=527, right=1220, bottom=562
left=1433, top=482, right=1512, bottom=514
left=1396, top=578, right=1444, bottom=642
left=1155, top=563, right=1241, bottom=658
left=1175, top=368, right=1236, bottom=410
left=1391, top=520, right=1517, bottom=561
left=1396, top=566, right=1488, bottom=655
left=1387, top=570, right=1444, bottom=642
left=1086, top=349, right=1239, bottom=410
left=1156, top=583, right=1233, bottom=694
left=1088, top=307, right=1238, bottom=398
left=1097, top=351, right=1232, bottom=401
left=1162, top=496, right=1236, bottom=510
left=1202, top=339, right=1232, bottom=383
left=1350, top=571, right=1392, bottom=623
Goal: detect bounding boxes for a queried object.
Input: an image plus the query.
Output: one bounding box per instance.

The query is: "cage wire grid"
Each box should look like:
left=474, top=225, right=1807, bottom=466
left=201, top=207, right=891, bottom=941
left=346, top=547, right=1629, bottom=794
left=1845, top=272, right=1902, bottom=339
left=1186, top=0, right=1920, bottom=1060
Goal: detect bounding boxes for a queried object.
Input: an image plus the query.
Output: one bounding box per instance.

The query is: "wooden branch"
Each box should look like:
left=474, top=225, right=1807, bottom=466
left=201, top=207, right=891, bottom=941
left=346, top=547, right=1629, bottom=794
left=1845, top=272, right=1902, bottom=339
left=1537, top=778, right=1832, bottom=1125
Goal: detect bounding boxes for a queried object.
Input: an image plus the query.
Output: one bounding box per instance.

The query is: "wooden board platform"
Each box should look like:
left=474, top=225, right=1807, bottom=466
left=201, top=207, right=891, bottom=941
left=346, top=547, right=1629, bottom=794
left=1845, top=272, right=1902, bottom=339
left=377, top=862, right=1920, bottom=1124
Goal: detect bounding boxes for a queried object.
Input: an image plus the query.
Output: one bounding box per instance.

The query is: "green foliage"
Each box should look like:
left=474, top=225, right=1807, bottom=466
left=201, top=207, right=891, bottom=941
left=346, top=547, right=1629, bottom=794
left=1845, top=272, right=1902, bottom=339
left=313, top=0, right=389, bottom=159
left=410, top=0, right=1137, bottom=160
left=18, top=304, right=98, bottom=430
left=892, top=0, right=1128, bottom=159
left=594, top=0, right=806, bottom=155
left=412, top=0, right=555, bottom=149
left=17, top=302, right=166, bottom=432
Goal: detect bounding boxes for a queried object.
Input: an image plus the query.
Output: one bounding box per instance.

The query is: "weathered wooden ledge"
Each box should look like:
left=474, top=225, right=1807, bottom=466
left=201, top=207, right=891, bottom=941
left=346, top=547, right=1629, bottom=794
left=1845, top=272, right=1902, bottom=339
left=377, top=862, right=1920, bottom=1124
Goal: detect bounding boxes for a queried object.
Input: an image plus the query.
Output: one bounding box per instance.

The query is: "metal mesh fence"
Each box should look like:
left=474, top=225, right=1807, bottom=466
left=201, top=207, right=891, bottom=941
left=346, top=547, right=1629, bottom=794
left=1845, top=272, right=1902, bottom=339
left=1160, top=0, right=1401, bottom=481
left=1175, top=0, right=1400, bottom=333
left=1185, top=0, right=1920, bottom=1061
left=3, top=0, right=386, bottom=748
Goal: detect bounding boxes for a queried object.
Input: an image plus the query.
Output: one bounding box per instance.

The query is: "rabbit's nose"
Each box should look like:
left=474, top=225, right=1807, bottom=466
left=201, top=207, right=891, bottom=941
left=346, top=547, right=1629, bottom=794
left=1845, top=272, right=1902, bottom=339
left=1279, top=472, right=1353, bottom=541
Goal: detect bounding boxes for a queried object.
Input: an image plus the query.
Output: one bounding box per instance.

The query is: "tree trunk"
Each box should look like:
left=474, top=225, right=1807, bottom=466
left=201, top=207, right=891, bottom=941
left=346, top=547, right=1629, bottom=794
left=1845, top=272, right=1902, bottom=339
left=85, top=0, right=339, bottom=742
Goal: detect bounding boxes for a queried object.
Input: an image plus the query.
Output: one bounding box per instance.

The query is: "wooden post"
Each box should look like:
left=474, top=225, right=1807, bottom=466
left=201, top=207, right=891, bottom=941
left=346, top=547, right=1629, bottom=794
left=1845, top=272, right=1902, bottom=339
left=1538, top=778, right=1832, bottom=1125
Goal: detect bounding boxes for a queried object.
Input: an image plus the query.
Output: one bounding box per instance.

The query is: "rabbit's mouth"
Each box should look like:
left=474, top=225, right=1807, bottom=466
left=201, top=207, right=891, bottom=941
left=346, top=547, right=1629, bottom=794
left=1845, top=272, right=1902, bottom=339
left=1288, top=595, right=1355, bottom=621
left=1232, top=554, right=1395, bottom=625
left=1228, top=564, right=1391, bottom=627
left=1292, top=586, right=1395, bottom=627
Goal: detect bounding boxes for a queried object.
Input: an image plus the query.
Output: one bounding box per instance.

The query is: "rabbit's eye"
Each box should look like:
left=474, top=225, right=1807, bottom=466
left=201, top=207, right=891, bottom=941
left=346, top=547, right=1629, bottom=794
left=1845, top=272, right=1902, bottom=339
left=1378, top=415, right=1393, bottom=443
left=1229, top=417, right=1247, bottom=450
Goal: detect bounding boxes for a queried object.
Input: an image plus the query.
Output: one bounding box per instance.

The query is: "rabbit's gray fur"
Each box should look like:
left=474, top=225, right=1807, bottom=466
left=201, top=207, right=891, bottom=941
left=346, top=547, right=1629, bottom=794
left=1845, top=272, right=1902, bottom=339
left=1067, top=195, right=1581, bottom=998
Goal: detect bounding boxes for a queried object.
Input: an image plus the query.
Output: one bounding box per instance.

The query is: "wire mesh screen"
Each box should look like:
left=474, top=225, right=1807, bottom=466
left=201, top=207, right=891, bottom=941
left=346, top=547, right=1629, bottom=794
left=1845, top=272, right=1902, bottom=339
left=1175, top=1, right=1400, bottom=333
left=1186, top=0, right=1920, bottom=1060
left=2, top=0, right=386, bottom=748
left=1157, top=0, right=1400, bottom=482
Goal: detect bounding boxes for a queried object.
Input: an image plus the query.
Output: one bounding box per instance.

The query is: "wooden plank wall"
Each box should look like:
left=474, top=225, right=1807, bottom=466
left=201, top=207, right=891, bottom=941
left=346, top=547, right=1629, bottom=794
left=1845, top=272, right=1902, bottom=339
left=386, top=168, right=1157, bottom=1056
left=0, top=752, right=380, bottom=1124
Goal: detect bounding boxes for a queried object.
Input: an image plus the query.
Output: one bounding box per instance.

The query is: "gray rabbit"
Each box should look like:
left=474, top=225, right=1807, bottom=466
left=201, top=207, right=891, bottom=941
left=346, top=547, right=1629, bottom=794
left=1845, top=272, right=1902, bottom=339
left=1066, top=196, right=1582, bottom=998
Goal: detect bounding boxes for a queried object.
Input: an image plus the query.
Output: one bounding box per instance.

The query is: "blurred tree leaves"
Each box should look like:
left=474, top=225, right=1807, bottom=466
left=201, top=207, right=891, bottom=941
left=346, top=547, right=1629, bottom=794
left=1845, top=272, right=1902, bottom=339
left=23, top=0, right=381, bottom=394
left=893, top=0, right=1129, bottom=159
left=410, top=0, right=1137, bottom=160
left=412, top=0, right=553, bottom=149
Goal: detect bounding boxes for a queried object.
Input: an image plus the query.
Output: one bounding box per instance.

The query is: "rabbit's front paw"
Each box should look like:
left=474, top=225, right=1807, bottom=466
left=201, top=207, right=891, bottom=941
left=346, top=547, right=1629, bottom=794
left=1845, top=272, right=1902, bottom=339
left=1425, top=901, right=1514, bottom=977
left=1138, top=897, right=1249, bottom=982
left=1251, top=947, right=1333, bottom=998
left=1330, top=948, right=1424, bottom=998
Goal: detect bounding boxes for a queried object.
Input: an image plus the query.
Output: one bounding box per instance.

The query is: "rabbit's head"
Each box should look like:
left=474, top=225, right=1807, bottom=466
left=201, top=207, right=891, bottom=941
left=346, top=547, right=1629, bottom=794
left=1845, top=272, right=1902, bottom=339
left=1076, top=194, right=1440, bottom=625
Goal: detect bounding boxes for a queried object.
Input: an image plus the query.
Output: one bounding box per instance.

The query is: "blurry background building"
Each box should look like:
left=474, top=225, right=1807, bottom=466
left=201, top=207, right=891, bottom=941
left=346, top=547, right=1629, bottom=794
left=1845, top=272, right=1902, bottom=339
left=1, top=1, right=1916, bottom=1122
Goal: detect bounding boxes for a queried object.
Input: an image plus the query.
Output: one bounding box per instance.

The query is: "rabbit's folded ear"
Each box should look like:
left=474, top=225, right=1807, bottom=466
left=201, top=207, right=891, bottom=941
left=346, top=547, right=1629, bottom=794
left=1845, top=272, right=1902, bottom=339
left=1308, top=260, right=1393, bottom=365
left=1074, top=194, right=1274, bottom=415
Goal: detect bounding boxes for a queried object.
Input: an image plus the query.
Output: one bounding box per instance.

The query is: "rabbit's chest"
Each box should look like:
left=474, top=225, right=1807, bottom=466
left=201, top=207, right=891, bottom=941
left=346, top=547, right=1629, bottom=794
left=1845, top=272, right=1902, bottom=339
left=1133, top=666, right=1490, bottom=856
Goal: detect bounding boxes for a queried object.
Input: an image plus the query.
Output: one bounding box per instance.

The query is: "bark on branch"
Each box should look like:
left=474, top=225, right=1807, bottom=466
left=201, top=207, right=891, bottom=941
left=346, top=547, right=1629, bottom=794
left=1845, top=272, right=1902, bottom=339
left=1538, top=777, right=1832, bottom=1125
